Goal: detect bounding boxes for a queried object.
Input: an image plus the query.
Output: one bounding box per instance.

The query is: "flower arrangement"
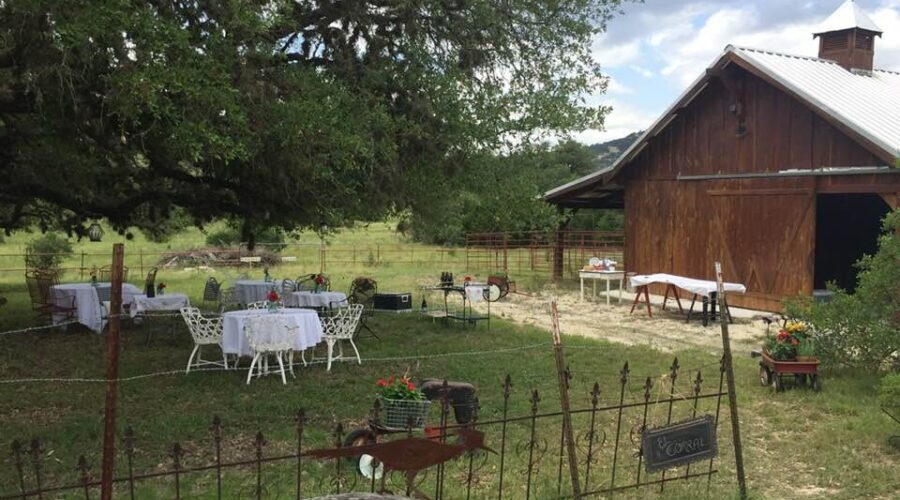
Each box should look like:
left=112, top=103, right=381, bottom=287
left=463, top=275, right=472, bottom=284
left=156, top=282, right=166, bottom=295
left=376, top=374, right=430, bottom=430
left=764, top=321, right=813, bottom=361
left=266, top=289, right=280, bottom=312
left=377, top=375, right=425, bottom=401
left=314, top=274, right=326, bottom=293
left=90, top=269, right=98, bottom=285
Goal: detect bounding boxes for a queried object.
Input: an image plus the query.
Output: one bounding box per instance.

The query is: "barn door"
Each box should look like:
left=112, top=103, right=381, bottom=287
left=707, top=189, right=815, bottom=304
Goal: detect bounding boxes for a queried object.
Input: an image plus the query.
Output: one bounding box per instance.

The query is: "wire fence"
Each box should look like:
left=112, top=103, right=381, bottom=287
left=2, top=359, right=732, bottom=500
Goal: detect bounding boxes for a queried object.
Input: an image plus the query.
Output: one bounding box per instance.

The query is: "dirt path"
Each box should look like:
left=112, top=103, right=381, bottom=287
left=482, top=286, right=771, bottom=353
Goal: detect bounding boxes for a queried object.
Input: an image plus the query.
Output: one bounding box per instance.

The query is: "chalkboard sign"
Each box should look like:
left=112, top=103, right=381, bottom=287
left=641, top=415, right=717, bottom=473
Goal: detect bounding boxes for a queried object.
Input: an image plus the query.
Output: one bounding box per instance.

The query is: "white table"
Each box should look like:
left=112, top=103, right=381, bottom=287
left=627, top=273, right=746, bottom=325
left=221, top=308, right=323, bottom=357
left=285, top=291, right=347, bottom=309
left=628, top=273, right=746, bottom=297
left=51, top=283, right=142, bottom=333
left=235, top=280, right=277, bottom=305
left=579, top=270, right=626, bottom=305
left=128, top=293, right=190, bottom=318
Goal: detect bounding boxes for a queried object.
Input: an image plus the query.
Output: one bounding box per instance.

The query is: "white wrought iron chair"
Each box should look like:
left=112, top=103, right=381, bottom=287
left=317, top=304, right=364, bottom=372
left=247, top=300, right=268, bottom=310
left=243, top=314, right=296, bottom=385
left=180, top=307, right=228, bottom=373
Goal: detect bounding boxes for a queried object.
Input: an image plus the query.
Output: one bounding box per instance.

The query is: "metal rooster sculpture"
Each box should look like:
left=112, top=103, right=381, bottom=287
left=306, top=428, right=494, bottom=499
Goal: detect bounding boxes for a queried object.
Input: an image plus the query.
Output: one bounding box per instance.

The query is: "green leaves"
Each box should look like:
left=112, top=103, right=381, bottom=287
left=0, top=0, right=625, bottom=239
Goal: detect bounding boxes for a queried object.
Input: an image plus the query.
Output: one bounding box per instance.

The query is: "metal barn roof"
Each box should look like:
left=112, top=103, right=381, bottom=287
left=544, top=45, right=900, bottom=203
left=814, top=0, right=882, bottom=35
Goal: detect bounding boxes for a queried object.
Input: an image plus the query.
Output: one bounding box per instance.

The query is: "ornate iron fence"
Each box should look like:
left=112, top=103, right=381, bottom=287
left=3, top=358, right=728, bottom=499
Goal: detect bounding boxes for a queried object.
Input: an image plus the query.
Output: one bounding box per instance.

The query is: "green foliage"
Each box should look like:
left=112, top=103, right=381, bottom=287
left=0, top=0, right=625, bottom=243
left=407, top=140, right=628, bottom=244
left=377, top=375, right=425, bottom=401
left=786, top=209, right=900, bottom=369
left=879, top=373, right=900, bottom=408
left=25, top=234, right=73, bottom=272
left=205, top=222, right=286, bottom=251
left=797, top=337, right=817, bottom=358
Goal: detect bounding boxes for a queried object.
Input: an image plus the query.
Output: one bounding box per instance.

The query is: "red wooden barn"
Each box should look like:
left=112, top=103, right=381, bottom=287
left=545, top=0, right=900, bottom=311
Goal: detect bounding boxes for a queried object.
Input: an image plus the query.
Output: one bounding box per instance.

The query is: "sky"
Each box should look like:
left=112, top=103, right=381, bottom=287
left=576, top=0, right=900, bottom=144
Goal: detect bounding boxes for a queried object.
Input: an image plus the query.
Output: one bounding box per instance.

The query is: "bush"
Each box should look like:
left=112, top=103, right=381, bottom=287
left=785, top=209, right=899, bottom=369
left=205, top=223, right=287, bottom=251
left=880, top=373, right=900, bottom=409
left=25, top=233, right=74, bottom=273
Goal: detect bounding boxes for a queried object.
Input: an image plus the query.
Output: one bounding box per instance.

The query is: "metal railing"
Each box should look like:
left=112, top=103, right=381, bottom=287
left=3, top=358, right=729, bottom=499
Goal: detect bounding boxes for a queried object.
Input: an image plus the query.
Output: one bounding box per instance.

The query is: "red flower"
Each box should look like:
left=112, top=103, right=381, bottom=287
left=315, top=275, right=325, bottom=285
left=406, top=382, right=416, bottom=391
left=267, top=290, right=279, bottom=302
left=377, top=379, right=387, bottom=387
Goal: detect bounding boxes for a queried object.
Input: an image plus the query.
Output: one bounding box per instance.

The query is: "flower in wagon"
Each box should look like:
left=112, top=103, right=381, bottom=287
left=377, top=375, right=425, bottom=401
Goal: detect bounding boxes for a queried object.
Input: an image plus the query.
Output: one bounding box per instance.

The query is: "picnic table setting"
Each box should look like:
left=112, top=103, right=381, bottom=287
left=578, top=257, right=626, bottom=304
left=50, top=280, right=142, bottom=333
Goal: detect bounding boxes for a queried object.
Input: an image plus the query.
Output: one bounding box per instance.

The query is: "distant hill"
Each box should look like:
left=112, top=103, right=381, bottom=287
left=588, top=131, right=642, bottom=169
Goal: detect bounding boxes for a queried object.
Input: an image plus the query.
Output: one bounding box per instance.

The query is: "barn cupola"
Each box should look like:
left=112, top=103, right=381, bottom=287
left=814, top=0, right=882, bottom=72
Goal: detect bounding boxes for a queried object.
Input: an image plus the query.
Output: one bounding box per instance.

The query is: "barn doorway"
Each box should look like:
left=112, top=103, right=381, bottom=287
left=814, top=193, right=891, bottom=292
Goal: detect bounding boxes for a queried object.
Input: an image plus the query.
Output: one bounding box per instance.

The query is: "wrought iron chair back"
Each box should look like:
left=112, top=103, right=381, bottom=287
left=202, top=277, right=222, bottom=304
left=281, top=279, right=297, bottom=296
left=99, top=265, right=129, bottom=283
left=144, top=267, right=158, bottom=291
left=179, top=307, right=224, bottom=346
left=247, top=301, right=269, bottom=310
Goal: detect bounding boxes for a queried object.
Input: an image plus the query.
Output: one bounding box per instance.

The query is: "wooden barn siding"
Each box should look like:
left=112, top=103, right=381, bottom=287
left=622, top=67, right=896, bottom=311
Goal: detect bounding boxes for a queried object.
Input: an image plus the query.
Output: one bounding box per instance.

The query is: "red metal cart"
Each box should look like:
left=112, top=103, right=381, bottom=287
left=758, top=351, right=821, bottom=392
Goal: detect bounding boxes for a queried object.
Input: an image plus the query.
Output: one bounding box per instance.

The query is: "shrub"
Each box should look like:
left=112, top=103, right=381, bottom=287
left=879, top=373, right=900, bottom=409
left=785, top=209, right=899, bottom=369
left=205, top=223, right=287, bottom=251
left=25, top=233, right=74, bottom=273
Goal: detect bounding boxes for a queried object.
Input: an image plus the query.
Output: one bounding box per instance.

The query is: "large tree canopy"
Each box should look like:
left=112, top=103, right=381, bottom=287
left=0, top=0, right=623, bottom=245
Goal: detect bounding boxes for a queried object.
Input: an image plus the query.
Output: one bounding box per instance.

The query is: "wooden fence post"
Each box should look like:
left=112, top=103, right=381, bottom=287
left=550, top=300, right=582, bottom=498
left=714, top=262, right=748, bottom=499
left=100, top=243, right=125, bottom=500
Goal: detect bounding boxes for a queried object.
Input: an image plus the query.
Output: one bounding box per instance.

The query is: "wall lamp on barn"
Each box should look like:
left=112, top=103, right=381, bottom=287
left=87, top=222, right=105, bottom=242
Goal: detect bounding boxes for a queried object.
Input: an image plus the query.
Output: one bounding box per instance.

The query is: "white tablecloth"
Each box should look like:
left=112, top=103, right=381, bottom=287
left=235, top=280, right=277, bottom=305
left=628, top=273, right=746, bottom=298
left=129, top=293, right=190, bottom=318
left=464, top=284, right=490, bottom=303
left=221, top=308, right=323, bottom=357
left=51, top=283, right=142, bottom=333
left=285, top=291, right=347, bottom=308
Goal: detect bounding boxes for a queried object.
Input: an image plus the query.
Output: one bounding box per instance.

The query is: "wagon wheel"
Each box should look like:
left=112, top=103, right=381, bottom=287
left=758, top=365, right=772, bottom=386
left=342, top=428, right=383, bottom=479
left=810, top=374, right=822, bottom=392
left=773, top=374, right=785, bottom=393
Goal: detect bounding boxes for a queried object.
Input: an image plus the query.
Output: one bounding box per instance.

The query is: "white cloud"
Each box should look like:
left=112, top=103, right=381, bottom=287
left=592, top=37, right=641, bottom=67
left=605, top=77, right=633, bottom=95
left=574, top=101, right=656, bottom=144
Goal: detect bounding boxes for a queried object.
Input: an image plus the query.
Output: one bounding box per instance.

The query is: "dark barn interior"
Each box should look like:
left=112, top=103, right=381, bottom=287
left=814, top=193, right=890, bottom=292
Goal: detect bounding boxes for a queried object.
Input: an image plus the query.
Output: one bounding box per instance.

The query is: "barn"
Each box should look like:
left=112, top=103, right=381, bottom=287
left=545, top=0, right=900, bottom=311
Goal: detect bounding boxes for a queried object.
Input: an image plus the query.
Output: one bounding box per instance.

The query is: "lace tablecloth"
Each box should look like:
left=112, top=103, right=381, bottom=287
left=221, top=308, right=323, bottom=356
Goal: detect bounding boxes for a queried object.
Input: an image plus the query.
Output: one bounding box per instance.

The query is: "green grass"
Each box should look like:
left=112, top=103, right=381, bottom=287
left=0, top=225, right=898, bottom=498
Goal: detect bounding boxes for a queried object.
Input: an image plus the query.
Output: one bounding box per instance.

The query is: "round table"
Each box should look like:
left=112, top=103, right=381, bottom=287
left=50, top=282, right=142, bottom=333
left=221, top=308, right=323, bottom=357
left=235, top=280, right=278, bottom=305
left=286, top=291, right=347, bottom=309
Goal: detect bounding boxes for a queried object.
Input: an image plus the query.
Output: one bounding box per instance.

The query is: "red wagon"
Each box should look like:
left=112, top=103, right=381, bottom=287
left=758, top=351, right=821, bottom=392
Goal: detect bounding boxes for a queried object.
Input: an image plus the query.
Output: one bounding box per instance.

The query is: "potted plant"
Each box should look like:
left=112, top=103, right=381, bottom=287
left=376, top=375, right=431, bottom=430
left=796, top=337, right=817, bottom=362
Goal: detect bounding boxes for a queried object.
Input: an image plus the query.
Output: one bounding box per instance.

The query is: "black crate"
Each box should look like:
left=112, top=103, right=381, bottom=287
left=373, top=292, right=413, bottom=312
